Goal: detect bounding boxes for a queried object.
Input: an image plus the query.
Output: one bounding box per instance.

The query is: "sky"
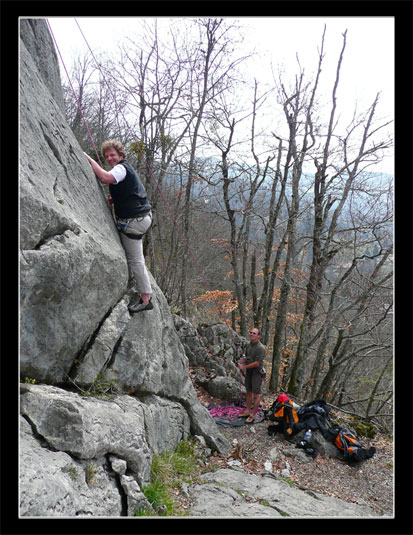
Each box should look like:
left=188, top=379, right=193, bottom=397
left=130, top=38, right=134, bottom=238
left=45, top=16, right=394, bottom=175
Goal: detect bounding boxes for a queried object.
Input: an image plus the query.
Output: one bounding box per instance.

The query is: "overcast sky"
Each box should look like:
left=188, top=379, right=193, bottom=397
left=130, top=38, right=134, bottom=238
left=45, top=16, right=394, bottom=174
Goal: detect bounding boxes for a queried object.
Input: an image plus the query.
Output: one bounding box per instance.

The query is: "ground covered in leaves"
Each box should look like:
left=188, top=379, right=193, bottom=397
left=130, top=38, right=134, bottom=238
left=191, top=383, right=394, bottom=517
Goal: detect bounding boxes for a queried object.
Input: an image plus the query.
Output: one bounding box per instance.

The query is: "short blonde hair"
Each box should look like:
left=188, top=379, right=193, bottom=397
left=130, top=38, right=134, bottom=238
left=101, top=140, right=126, bottom=159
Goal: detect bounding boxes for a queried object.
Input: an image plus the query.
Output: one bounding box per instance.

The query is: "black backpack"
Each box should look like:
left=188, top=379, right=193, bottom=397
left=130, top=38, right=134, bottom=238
left=295, top=399, right=332, bottom=439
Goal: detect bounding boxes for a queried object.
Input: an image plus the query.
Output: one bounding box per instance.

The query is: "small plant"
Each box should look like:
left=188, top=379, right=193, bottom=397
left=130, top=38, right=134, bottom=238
left=82, top=373, right=119, bottom=399
left=24, top=377, right=36, bottom=384
left=68, top=467, right=78, bottom=480
left=280, top=476, right=296, bottom=487
left=85, top=464, right=95, bottom=486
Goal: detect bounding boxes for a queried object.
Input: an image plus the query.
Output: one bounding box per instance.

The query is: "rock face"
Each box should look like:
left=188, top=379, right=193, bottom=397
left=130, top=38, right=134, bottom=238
left=188, top=468, right=377, bottom=517
left=174, top=316, right=247, bottom=400
left=19, top=18, right=229, bottom=517
left=20, top=20, right=128, bottom=384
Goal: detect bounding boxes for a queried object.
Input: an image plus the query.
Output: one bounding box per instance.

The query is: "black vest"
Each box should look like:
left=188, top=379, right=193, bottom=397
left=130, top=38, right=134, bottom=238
left=109, top=159, right=151, bottom=218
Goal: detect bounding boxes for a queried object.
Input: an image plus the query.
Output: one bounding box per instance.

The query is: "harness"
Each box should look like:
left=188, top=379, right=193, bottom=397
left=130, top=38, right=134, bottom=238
left=116, top=213, right=152, bottom=240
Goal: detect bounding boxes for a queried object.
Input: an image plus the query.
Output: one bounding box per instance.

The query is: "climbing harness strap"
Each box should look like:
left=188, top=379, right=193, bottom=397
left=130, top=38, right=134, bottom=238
left=116, top=213, right=152, bottom=240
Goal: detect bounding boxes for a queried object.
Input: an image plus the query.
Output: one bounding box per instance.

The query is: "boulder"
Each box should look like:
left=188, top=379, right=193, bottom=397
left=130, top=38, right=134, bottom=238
left=20, top=384, right=154, bottom=486
left=188, top=468, right=378, bottom=517
left=207, top=376, right=245, bottom=401
left=294, top=429, right=342, bottom=459
left=19, top=416, right=123, bottom=517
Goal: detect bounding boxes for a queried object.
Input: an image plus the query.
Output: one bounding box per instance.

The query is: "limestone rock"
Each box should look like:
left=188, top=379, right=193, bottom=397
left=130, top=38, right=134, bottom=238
left=20, top=19, right=65, bottom=113
left=108, top=455, right=127, bottom=476
left=19, top=416, right=122, bottom=517
left=173, top=314, right=210, bottom=366
left=189, top=468, right=378, bottom=517
left=207, top=376, right=244, bottom=401
left=20, top=384, right=153, bottom=486
left=174, top=316, right=247, bottom=401
left=20, top=29, right=128, bottom=384
left=120, top=475, right=153, bottom=516
left=75, top=298, right=130, bottom=387
left=189, top=482, right=281, bottom=516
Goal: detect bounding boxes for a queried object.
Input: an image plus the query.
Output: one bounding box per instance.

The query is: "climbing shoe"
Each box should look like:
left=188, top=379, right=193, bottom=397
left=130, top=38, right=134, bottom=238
left=128, top=298, right=153, bottom=313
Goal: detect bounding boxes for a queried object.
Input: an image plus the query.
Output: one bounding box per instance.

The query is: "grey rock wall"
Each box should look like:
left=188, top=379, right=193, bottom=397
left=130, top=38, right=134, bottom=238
left=19, top=19, right=229, bottom=518
left=20, top=29, right=128, bottom=384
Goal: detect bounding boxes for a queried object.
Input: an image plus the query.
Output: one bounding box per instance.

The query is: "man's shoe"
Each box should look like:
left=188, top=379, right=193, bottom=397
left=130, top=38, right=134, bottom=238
left=129, top=298, right=153, bottom=313
left=239, top=411, right=250, bottom=418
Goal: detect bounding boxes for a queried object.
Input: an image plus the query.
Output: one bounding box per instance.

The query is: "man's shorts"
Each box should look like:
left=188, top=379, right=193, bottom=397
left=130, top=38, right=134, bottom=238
left=245, top=369, right=263, bottom=394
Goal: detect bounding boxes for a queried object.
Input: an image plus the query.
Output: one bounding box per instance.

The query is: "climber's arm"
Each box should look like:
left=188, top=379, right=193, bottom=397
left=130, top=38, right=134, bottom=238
left=84, top=153, right=116, bottom=184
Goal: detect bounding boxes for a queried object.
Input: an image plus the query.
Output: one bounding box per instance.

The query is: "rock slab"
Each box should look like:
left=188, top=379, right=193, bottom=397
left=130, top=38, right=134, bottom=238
left=188, top=468, right=378, bottom=517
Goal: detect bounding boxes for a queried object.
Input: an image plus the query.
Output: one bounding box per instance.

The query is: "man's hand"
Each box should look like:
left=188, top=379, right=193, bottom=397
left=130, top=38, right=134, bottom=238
left=83, top=152, right=116, bottom=185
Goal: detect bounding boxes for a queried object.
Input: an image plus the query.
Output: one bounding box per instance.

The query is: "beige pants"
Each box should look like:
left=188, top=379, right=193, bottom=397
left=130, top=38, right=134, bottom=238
left=118, top=213, right=152, bottom=295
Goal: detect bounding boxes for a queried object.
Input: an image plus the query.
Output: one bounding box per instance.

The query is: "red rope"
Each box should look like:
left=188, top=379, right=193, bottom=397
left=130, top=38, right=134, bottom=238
left=46, top=19, right=245, bottom=404
left=46, top=19, right=103, bottom=168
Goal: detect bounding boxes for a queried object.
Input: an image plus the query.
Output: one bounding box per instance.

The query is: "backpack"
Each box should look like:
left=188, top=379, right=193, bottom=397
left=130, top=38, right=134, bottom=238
left=295, top=399, right=332, bottom=439
left=267, top=394, right=299, bottom=436
left=329, top=424, right=376, bottom=463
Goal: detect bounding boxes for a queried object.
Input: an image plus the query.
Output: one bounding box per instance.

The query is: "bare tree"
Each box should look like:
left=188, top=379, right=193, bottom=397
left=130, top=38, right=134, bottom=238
left=179, top=18, right=247, bottom=316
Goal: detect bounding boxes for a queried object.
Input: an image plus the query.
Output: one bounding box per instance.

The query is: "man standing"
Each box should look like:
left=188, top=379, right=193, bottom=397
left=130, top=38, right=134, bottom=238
left=84, top=140, right=153, bottom=313
left=238, top=328, right=266, bottom=423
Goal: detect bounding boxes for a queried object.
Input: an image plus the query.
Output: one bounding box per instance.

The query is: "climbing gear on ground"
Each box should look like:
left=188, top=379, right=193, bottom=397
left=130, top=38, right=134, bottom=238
left=328, top=424, right=376, bottom=463
left=208, top=402, right=264, bottom=427
left=295, top=439, right=318, bottom=458
left=128, top=297, right=153, bottom=313
left=294, top=399, right=332, bottom=439
left=267, top=393, right=299, bottom=436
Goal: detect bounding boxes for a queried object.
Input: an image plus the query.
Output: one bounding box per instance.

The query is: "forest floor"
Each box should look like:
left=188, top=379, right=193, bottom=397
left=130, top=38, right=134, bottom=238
left=190, top=379, right=394, bottom=517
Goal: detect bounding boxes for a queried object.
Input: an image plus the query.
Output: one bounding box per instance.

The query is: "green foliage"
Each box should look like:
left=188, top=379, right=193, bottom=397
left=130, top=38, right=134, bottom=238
left=82, top=373, right=119, bottom=399
left=135, top=438, right=202, bottom=517
left=23, top=377, right=36, bottom=384
left=67, top=467, right=78, bottom=480
left=138, top=481, right=178, bottom=516
left=351, top=417, right=376, bottom=438
left=129, top=141, right=146, bottom=159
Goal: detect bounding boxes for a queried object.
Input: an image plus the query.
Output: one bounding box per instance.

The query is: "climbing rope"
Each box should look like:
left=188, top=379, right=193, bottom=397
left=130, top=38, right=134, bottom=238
left=46, top=19, right=103, bottom=168
left=46, top=18, right=245, bottom=405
